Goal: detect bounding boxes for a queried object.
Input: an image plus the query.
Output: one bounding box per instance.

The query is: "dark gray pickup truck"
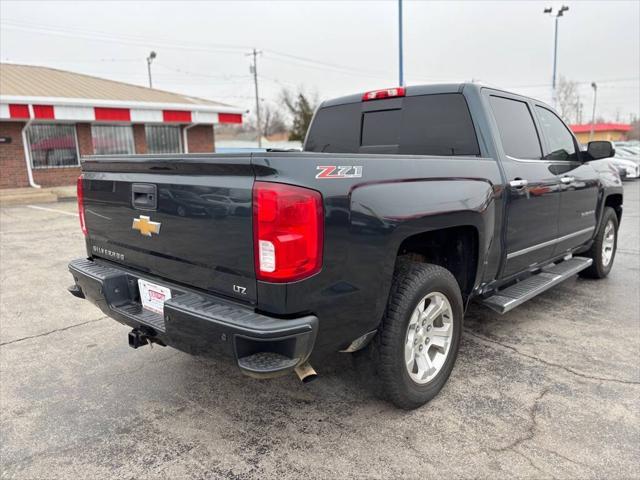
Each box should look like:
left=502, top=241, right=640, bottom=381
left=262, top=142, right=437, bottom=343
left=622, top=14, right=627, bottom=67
left=68, top=83, right=623, bottom=409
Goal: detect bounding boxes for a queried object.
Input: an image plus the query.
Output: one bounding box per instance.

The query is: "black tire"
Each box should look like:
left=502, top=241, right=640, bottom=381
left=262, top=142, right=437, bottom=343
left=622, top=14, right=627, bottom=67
left=376, top=261, right=463, bottom=410
left=579, top=207, right=619, bottom=279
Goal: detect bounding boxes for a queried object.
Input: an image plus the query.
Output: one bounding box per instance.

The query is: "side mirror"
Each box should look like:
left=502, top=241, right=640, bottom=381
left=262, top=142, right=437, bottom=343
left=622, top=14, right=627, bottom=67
left=586, top=141, right=615, bottom=161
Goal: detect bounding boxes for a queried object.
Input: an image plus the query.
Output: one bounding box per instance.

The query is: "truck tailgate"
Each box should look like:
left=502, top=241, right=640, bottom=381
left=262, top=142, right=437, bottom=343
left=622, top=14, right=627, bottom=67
left=81, top=155, right=256, bottom=303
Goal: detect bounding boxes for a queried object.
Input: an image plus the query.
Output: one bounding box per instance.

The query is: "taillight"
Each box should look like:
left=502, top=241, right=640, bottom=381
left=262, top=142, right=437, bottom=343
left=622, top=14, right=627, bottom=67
left=77, top=175, right=87, bottom=236
left=253, top=181, right=323, bottom=282
left=362, top=87, right=406, bottom=101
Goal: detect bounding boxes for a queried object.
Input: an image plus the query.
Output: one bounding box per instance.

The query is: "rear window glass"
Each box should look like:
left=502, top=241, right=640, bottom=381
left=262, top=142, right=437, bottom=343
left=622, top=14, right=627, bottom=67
left=361, top=109, right=401, bottom=146
left=305, top=93, right=480, bottom=156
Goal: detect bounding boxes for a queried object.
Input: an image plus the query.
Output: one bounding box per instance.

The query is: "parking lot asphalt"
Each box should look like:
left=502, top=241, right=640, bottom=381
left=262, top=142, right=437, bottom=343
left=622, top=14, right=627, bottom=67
left=1, top=182, right=639, bottom=480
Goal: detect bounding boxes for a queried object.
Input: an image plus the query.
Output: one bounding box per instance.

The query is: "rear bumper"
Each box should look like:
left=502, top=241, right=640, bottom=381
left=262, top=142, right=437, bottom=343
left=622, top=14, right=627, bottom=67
left=68, top=258, right=318, bottom=378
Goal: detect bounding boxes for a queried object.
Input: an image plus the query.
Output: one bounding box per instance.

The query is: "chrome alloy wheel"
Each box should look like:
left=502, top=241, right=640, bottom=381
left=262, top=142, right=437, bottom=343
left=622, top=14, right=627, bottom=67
left=404, top=292, right=454, bottom=384
left=602, top=220, right=616, bottom=267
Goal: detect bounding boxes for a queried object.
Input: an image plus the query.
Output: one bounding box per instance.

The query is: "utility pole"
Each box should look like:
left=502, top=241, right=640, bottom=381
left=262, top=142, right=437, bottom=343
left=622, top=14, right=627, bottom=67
left=590, top=82, right=598, bottom=142
left=544, top=6, right=569, bottom=106
left=398, top=0, right=404, bottom=86
left=146, top=51, right=157, bottom=89
left=247, top=48, right=262, bottom=147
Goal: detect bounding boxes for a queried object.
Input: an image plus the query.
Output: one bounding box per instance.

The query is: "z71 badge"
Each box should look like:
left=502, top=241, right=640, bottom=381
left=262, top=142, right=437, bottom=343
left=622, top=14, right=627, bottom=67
left=316, top=165, right=363, bottom=179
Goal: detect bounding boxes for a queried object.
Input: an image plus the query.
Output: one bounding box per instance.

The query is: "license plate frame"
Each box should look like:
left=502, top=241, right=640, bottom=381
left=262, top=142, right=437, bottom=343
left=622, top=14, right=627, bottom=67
left=138, top=279, right=172, bottom=315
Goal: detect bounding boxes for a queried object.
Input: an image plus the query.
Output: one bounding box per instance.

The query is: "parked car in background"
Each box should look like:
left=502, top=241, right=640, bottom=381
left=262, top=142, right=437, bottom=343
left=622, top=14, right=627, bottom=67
left=610, top=142, right=639, bottom=180
left=614, top=142, right=640, bottom=163
left=610, top=157, right=639, bottom=180
left=617, top=146, right=640, bottom=158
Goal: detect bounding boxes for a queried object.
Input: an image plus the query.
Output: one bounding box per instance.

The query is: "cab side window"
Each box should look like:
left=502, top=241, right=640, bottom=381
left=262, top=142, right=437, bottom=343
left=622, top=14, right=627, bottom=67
left=489, top=96, right=542, bottom=160
left=535, top=106, right=578, bottom=161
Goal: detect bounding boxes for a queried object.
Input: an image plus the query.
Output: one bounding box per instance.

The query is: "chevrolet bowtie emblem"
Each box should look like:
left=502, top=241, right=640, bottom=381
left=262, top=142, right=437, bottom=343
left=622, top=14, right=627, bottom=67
left=132, top=215, right=161, bottom=237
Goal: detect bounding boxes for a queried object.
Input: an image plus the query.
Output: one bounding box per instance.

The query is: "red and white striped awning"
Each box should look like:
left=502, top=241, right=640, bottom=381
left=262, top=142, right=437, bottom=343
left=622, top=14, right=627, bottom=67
left=0, top=96, right=243, bottom=124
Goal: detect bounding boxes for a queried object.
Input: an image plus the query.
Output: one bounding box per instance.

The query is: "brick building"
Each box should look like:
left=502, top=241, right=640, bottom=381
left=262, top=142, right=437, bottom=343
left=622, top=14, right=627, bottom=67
left=0, top=63, right=243, bottom=189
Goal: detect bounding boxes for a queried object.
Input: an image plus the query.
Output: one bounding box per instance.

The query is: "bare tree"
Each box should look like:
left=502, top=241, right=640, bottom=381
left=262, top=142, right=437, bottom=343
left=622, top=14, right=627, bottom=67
left=556, top=76, right=579, bottom=123
left=262, top=104, right=288, bottom=137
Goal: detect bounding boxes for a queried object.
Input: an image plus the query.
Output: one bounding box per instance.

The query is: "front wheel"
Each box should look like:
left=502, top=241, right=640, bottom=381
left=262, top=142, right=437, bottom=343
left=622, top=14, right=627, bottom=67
left=579, top=207, right=619, bottom=279
left=376, top=262, right=463, bottom=409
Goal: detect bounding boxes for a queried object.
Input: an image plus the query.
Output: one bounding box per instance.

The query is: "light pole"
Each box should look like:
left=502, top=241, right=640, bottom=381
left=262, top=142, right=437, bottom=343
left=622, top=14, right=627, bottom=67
left=398, top=0, right=404, bottom=86
left=544, top=5, right=569, bottom=106
left=590, top=82, right=598, bottom=142
left=146, top=51, right=157, bottom=88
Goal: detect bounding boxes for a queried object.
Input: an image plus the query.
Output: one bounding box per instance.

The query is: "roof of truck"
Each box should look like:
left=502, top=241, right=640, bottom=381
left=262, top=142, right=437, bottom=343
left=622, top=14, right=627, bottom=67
left=320, top=83, right=548, bottom=110
left=321, top=84, right=469, bottom=108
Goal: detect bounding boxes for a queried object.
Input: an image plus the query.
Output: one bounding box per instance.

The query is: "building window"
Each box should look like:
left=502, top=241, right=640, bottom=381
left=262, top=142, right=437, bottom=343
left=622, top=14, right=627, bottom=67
left=91, top=125, right=135, bottom=155
left=145, top=125, right=182, bottom=154
left=26, top=124, right=79, bottom=169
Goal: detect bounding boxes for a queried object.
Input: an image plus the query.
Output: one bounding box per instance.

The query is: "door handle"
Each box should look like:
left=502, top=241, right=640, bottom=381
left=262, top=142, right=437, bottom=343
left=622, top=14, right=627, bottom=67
left=131, top=183, right=157, bottom=210
left=560, top=176, right=575, bottom=184
left=509, top=179, right=529, bottom=189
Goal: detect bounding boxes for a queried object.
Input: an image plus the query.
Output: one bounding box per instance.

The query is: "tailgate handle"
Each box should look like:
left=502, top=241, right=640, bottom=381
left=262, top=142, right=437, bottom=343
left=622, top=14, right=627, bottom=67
left=131, top=183, right=157, bottom=210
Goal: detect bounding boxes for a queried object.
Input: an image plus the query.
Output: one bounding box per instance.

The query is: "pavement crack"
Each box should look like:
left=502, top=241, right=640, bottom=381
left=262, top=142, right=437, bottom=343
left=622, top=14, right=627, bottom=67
left=538, top=446, right=595, bottom=472
left=488, top=388, right=560, bottom=479
left=465, top=330, right=640, bottom=386
left=0, top=316, right=109, bottom=346
left=496, top=388, right=549, bottom=452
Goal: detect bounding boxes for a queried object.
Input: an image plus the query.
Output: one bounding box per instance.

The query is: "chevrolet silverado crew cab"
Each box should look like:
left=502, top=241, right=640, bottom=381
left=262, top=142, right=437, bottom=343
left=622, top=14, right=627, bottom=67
left=68, top=83, right=623, bottom=409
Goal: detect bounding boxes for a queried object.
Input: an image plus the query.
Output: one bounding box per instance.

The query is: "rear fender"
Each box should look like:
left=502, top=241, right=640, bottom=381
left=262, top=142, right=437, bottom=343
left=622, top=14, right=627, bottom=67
left=349, top=178, right=496, bottom=324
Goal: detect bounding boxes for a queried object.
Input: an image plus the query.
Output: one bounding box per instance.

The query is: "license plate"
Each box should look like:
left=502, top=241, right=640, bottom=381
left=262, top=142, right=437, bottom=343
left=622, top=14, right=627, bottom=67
left=138, top=279, right=172, bottom=315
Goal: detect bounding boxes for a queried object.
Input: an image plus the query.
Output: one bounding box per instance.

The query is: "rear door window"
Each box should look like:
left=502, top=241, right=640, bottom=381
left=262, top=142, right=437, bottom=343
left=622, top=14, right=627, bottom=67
left=305, top=93, right=480, bottom=156
left=490, top=96, right=542, bottom=159
left=398, top=94, right=479, bottom=156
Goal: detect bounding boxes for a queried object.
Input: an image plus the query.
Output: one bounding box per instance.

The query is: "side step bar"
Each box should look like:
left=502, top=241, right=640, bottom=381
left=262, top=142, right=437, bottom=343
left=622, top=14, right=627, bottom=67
left=480, top=257, right=593, bottom=314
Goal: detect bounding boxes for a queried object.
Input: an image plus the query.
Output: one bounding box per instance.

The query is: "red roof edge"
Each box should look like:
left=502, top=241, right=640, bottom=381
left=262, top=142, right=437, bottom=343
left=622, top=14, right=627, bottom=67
left=570, top=123, right=632, bottom=134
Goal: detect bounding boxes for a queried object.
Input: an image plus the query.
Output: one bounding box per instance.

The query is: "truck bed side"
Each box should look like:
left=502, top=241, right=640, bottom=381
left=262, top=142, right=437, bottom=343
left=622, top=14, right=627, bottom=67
left=251, top=152, right=502, bottom=355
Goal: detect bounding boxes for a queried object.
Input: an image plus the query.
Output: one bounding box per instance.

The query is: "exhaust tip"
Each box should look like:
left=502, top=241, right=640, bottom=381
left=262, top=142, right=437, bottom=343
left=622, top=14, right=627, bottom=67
left=294, top=362, right=318, bottom=383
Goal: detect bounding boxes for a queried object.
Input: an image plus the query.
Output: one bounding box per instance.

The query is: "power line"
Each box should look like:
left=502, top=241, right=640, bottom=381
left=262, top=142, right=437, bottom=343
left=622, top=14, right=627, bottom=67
left=2, top=17, right=638, bottom=103
left=0, top=20, right=250, bottom=54
left=264, top=50, right=391, bottom=79
left=506, top=77, right=639, bottom=89
left=258, top=74, right=299, bottom=88
left=154, top=63, right=250, bottom=80
left=1, top=18, right=433, bottom=82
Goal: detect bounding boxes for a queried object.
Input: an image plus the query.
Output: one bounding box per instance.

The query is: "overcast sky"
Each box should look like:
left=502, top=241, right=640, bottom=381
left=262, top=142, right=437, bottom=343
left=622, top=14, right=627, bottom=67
left=1, top=0, right=638, bottom=123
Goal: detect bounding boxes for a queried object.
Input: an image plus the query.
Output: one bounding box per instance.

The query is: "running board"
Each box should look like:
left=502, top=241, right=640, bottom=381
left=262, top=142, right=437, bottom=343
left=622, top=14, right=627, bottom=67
left=480, top=257, right=593, bottom=314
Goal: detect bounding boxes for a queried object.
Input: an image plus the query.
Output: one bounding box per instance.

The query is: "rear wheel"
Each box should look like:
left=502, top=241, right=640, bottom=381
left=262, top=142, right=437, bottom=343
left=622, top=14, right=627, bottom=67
left=579, top=207, right=619, bottom=279
left=376, top=262, right=463, bottom=409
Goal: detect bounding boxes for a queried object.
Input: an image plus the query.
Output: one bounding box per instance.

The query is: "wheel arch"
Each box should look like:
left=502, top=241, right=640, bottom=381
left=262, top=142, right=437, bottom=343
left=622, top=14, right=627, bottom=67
left=395, top=225, right=480, bottom=301
left=604, top=193, right=623, bottom=223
